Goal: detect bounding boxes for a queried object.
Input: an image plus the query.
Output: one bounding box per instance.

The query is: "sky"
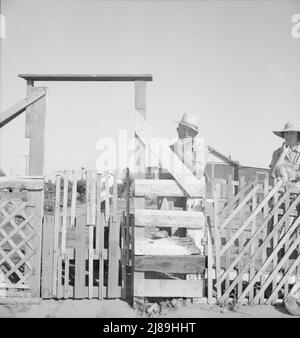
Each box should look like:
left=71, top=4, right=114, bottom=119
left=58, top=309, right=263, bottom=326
left=0, top=0, right=300, bottom=177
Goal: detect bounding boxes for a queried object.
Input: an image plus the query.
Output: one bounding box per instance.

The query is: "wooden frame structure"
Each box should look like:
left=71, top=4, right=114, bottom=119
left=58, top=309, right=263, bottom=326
left=206, top=175, right=300, bottom=305
left=133, top=93, right=207, bottom=301
left=0, top=73, right=153, bottom=298
left=41, top=170, right=125, bottom=299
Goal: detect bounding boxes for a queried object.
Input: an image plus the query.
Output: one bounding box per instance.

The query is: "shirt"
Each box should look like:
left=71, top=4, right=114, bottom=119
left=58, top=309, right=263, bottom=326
left=269, top=144, right=300, bottom=173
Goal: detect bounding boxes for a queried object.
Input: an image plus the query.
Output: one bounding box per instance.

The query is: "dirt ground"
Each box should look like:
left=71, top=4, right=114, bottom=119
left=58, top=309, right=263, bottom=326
left=0, top=299, right=296, bottom=318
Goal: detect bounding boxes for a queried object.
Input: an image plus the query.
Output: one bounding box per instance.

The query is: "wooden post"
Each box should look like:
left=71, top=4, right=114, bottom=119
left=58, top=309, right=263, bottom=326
left=260, top=175, right=269, bottom=304
left=28, top=86, right=47, bottom=176
left=41, top=215, right=54, bottom=299
left=207, top=216, right=213, bottom=304
left=108, top=173, right=120, bottom=298
left=25, top=79, right=34, bottom=138
left=214, top=182, right=221, bottom=302
left=186, top=138, right=205, bottom=302
left=238, top=176, right=246, bottom=299
left=133, top=81, right=146, bottom=305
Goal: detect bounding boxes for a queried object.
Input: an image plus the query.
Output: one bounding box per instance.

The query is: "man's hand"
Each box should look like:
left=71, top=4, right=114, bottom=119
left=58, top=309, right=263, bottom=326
left=282, top=142, right=291, bottom=156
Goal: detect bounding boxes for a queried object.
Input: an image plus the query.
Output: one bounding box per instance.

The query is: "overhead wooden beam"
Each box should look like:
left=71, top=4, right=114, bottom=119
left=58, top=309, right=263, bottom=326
left=0, top=88, right=46, bottom=129
left=19, top=74, right=153, bottom=82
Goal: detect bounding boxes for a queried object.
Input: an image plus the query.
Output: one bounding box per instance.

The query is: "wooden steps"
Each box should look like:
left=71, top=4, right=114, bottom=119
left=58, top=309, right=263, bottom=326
left=133, top=176, right=206, bottom=299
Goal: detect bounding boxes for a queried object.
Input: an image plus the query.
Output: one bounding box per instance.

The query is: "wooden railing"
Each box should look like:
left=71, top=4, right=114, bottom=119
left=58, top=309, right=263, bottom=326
left=207, top=176, right=300, bottom=305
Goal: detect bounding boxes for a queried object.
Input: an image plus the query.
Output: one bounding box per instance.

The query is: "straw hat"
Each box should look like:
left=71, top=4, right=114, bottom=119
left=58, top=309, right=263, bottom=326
left=273, top=121, right=300, bottom=138
left=175, top=113, right=199, bottom=133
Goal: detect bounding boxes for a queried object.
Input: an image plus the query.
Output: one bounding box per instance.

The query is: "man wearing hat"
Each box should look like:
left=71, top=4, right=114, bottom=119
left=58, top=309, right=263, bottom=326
left=171, top=113, right=202, bottom=173
left=269, top=121, right=300, bottom=188
left=157, top=113, right=207, bottom=237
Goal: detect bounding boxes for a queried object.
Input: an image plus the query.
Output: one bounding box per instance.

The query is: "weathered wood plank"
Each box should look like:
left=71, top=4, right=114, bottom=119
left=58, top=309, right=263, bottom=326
left=251, top=232, right=300, bottom=304
left=260, top=176, right=269, bottom=304
left=239, top=214, right=300, bottom=302
left=61, top=171, right=69, bottom=255
left=0, top=177, right=43, bottom=190
left=74, top=215, right=86, bottom=299
left=134, top=279, right=203, bottom=298
left=135, top=209, right=205, bottom=228
left=96, top=174, right=105, bottom=299
left=52, top=175, right=61, bottom=297
left=214, top=183, right=221, bottom=301
left=70, top=171, right=77, bottom=227
left=64, top=255, right=70, bottom=298
left=57, top=255, right=63, bottom=299
left=121, top=211, right=127, bottom=300
left=86, top=171, right=96, bottom=226
left=135, top=179, right=205, bottom=197
left=0, top=88, right=46, bottom=129
left=19, top=74, right=153, bottom=82
left=248, top=186, right=257, bottom=302
left=107, top=216, right=120, bottom=298
left=28, top=87, right=47, bottom=176
left=41, top=215, right=54, bottom=298
left=88, top=225, right=94, bottom=299
left=220, top=181, right=282, bottom=255
left=134, top=255, right=205, bottom=274
left=25, top=79, right=34, bottom=138
left=207, top=216, right=213, bottom=304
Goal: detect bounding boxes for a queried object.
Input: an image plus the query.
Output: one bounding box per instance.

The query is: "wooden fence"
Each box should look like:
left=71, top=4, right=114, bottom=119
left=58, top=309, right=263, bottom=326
left=207, top=174, right=300, bottom=305
left=41, top=170, right=127, bottom=299
left=132, top=167, right=206, bottom=301
left=0, top=176, right=44, bottom=297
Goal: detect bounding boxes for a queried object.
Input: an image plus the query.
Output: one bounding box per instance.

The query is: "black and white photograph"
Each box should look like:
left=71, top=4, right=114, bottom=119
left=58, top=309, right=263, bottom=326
left=0, top=0, right=300, bottom=321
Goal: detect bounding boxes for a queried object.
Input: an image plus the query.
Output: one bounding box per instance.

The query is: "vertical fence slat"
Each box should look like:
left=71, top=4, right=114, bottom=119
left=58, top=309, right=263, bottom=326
left=126, top=168, right=130, bottom=265
left=87, top=171, right=96, bottom=226
left=249, top=185, right=257, bottom=303
left=105, top=171, right=110, bottom=223
left=70, top=171, right=78, bottom=228
left=225, top=175, right=233, bottom=293
left=57, top=255, right=63, bottom=299
left=41, top=215, right=54, bottom=298
left=74, top=215, right=86, bottom=299
left=284, top=189, right=291, bottom=299
left=64, top=255, right=70, bottom=298
left=107, top=174, right=120, bottom=298
left=88, top=225, right=94, bottom=299
left=237, top=176, right=246, bottom=299
left=271, top=180, right=279, bottom=303
left=96, top=174, right=104, bottom=299
left=207, top=216, right=213, bottom=304
left=52, top=174, right=61, bottom=297
left=130, top=213, right=135, bottom=304
left=260, top=175, right=269, bottom=304
left=61, top=171, right=69, bottom=256
left=113, top=171, right=118, bottom=223
left=121, top=211, right=127, bottom=300
left=214, top=182, right=221, bottom=301
left=86, top=171, right=96, bottom=299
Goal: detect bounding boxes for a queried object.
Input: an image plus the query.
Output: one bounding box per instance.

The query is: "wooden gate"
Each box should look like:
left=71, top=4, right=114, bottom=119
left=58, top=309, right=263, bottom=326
left=0, top=176, right=44, bottom=297
left=207, top=176, right=300, bottom=305
left=41, top=170, right=125, bottom=299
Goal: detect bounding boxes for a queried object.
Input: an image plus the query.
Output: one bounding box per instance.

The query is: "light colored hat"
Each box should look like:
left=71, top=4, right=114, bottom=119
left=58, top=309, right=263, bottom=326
left=175, top=113, right=199, bottom=133
left=273, top=121, right=300, bottom=138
